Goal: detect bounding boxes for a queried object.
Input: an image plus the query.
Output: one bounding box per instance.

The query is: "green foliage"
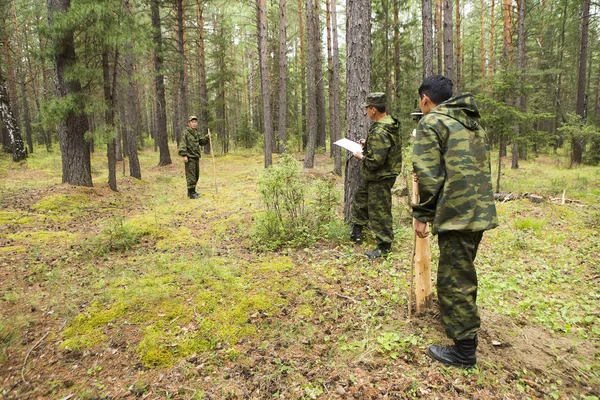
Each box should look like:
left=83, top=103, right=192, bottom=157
left=82, top=216, right=146, bottom=255
left=252, top=155, right=341, bottom=250
left=558, top=114, right=600, bottom=165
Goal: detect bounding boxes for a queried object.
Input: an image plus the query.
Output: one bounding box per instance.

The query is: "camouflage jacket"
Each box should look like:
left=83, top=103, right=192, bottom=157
left=178, top=127, right=209, bottom=158
left=361, top=115, right=402, bottom=181
left=412, top=94, right=498, bottom=234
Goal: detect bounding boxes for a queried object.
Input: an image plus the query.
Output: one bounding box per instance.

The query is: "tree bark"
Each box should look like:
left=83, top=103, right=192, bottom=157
left=480, top=0, right=485, bottom=89
left=0, top=70, right=27, bottom=161
left=278, top=0, right=288, bottom=152
left=502, top=0, right=513, bottom=63
left=455, top=0, right=462, bottom=92
left=196, top=0, right=210, bottom=154
left=314, top=0, right=327, bottom=150
left=297, top=0, right=307, bottom=148
left=47, top=0, right=93, bottom=186
left=573, top=0, right=590, bottom=164
left=257, top=0, right=274, bottom=167
left=326, top=0, right=341, bottom=175
left=394, top=0, right=401, bottom=114
left=102, top=50, right=118, bottom=192
left=512, top=0, right=525, bottom=169
left=435, top=0, right=443, bottom=74
left=150, top=0, right=172, bottom=166
left=303, top=0, right=318, bottom=168
left=422, top=0, right=434, bottom=78
left=488, top=0, right=495, bottom=78
left=175, top=0, right=187, bottom=146
left=443, top=0, right=455, bottom=83
left=343, top=0, right=371, bottom=221
left=123, top=0, right=141, bottom=179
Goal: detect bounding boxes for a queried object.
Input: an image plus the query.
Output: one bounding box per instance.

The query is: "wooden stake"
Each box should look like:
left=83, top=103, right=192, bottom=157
left=208, top=128, right=218, bottom=194
left=412, top=175, right=433, bottom=313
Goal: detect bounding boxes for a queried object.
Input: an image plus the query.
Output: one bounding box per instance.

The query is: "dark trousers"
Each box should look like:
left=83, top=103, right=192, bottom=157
left=437, top=230, right=484, bottom=340
left=350, top=177, right=396, bottom=245
left=185, top=157, right=200, bottom=190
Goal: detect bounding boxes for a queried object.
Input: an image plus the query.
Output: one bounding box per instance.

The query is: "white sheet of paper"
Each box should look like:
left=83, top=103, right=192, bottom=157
left=334, top=138, right=362, bottom=154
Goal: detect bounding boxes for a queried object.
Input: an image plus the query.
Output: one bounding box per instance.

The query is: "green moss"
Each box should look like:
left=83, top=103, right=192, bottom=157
left=295, top=304, right=314, bottom=318
left=32, top=194, right=91, bottom=214
left=0, top=211, right=33, bottom=225
left=61, top=302, right=130, bottom=350
left=155, top=226, right=207, bottom=251
left=7, top=230, right=79, bottom=247
left=0, top=245, right=26, bottom=254
left=256, top=256, right=294, bottom=273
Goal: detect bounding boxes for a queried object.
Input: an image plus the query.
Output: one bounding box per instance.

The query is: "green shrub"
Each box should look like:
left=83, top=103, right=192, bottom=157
left=252, top=155, right=341, bottom=250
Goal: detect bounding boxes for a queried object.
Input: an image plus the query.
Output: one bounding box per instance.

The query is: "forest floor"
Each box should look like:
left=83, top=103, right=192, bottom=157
left=0, top=147, right=599, bottom=399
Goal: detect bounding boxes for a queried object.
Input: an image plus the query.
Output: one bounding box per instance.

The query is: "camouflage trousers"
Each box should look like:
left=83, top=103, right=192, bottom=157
left=350, top=177, right=396, bottom=245
left=437, top=230, right=484, bottom=340
left=185, top=157, right=200, bottom=190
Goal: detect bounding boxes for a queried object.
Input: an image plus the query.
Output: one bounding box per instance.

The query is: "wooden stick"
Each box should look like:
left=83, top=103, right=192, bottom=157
left=412, top=175, right=433, bottom=313
left=208, top=128, right=218, bottom=194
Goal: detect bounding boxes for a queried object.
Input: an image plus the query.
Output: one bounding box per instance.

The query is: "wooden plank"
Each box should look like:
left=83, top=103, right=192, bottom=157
left=412, top=176, right=433, bottom=312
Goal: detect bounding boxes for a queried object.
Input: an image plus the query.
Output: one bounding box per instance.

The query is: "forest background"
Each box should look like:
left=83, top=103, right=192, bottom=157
left=1, top=0, right=600, bottom=398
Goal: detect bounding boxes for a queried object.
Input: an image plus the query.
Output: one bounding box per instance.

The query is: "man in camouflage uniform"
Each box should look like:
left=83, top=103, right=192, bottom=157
left=178, top=116, right=210, bottom=199
left=350, top=92, right=402, bottom=258
left=412, top=75, right=498, bottom=367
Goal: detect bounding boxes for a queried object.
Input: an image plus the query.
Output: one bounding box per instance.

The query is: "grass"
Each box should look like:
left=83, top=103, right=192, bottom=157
left=0, top=145, right=599, bottom=399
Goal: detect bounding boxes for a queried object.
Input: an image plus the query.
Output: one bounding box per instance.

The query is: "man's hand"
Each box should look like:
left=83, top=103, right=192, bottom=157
left=414, top=219, right=429, bottom=238
left=353, top=151, right=363, bottom=160
left=359, top=138, right=366, bottom=147
left=183, top=156, right=188, bottom=163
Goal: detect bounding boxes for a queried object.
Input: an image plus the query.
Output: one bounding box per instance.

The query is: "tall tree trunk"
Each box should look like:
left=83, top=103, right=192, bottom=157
left=196, top=0, right=210, bottom=154
left=343, top=0, right=371, bottom=221
left=303, top=0, right=318, bottom=168
left=443, top=0, right=455, bottom=83
left=257, top=0, right=274, bottom=167
left=11, top=0, right=33, bottom=153
left=573, top=0, right=590, bottom=164
left=595, top=61, right=600, bottom=125
left=512, top=0, right=525, bottom=169
left=501, top=0, right=513, bottom=63
left=47, top=0, right=93, bottom=186
left=488, top=0, right=495, bottom=78
left=124, top=0, right=141, bottom=179
left=480, top=0, right=485, bottom=89
left=278, top=0, right=288, bottom=152
left=314, top=0, right=327, bottom=150
left=455, top=0, right=462, bottom=92
left=435, top=0, right=443, bottom=74
left=102, top=50, right=118, bottom=192
left=422, top=0, right=434, bottom=78
left=297, top=0, right=307, bottom=148
left=25, top=26, right=50, bottom=152
left=151, top=0, right=172, bottom=166
left=176, top=0, right=187, bottom=146
left=0, top=70, right=27, bottom=161
left=394, top=0, right=401, bottom=115
left=326, top=0, right=341, bottom=175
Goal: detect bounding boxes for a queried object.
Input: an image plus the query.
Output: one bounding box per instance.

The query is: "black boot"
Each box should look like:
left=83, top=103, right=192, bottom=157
left=188, top=189, right=201, bottom=199
left=428, top=336, right=477, bottom=368
left=350, top=225, right=363, bottom=244
left=365, top=242, right=391, bottom=258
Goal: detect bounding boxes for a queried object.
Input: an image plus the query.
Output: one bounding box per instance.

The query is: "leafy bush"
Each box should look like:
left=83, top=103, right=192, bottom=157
left=251, top=155, right=341, bottom=250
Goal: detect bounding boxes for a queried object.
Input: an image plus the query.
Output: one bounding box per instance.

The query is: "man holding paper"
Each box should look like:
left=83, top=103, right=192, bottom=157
left=349, top=92, right=402, bottom=258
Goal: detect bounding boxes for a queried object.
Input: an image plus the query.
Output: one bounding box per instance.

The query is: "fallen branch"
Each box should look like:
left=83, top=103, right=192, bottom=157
left=21, top=331, right=49, bottom=385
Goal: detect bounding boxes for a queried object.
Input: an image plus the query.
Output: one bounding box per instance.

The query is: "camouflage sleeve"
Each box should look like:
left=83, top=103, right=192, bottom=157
left=198, top=132, right=210, bottom=146
left=178, top=131, right=188, bottom=156
left=412, top=121, right=445, bottom=223
left=362, top=125, right=391, bottom=171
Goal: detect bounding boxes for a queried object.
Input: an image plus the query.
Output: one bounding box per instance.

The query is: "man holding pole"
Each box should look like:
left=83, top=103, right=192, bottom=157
left=178, top=116, right=210, bottom=199
left=412, top=75, right=498, bottom=368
